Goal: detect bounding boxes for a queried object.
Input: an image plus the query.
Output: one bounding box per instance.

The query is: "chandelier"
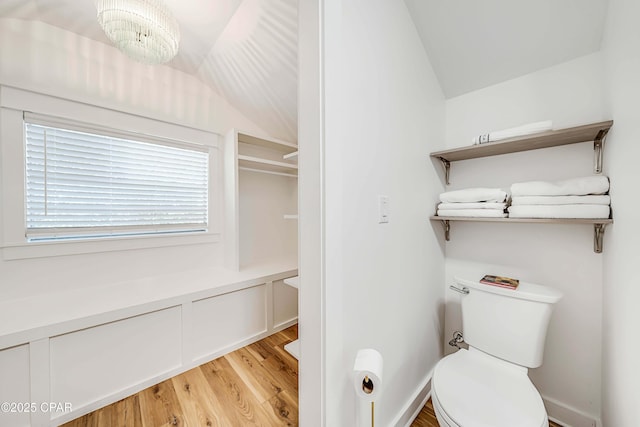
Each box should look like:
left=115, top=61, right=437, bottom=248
left=96, top=0, right=180, bottom=65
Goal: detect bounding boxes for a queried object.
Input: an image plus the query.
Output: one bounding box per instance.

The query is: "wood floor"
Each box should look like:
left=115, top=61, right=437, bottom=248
left=63, top=325, right=299, bottom=427
left=411, top=399, right=439, bottom=426
left=63, top=325, right=561, bottom=427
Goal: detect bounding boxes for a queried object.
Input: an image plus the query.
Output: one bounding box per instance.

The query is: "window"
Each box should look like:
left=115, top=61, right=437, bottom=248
left=25, top=121, right=209, bottom=241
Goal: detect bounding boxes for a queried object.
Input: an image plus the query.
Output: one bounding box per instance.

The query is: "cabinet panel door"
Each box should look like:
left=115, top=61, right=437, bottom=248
left=50, top=307, right=182, bottom=415
left=192, top=284, right=267, bottom=360
left=0, top=344, right=30, bottom=427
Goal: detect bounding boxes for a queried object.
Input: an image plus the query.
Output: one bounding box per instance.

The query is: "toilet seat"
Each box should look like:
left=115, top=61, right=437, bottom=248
left=432, top=348, right=548, bottom=427
left=431, top=389, right=458, bottom=427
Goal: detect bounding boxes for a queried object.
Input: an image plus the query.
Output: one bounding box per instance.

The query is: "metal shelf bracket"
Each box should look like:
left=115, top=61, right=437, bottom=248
left=439, top=158, right=451, bottom=185
left=441, top=220, right=450, bottom=241
left=594, top=223, right=606, bottom=253
left=594, top=129, right=608, bottom=174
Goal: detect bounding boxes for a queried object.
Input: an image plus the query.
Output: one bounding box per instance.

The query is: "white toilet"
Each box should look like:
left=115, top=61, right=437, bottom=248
left=432, top=277, right=563, bottom=427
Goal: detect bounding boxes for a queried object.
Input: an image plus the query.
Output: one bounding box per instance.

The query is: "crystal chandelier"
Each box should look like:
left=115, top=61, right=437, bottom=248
left=96, top=0, right=180, bottom=64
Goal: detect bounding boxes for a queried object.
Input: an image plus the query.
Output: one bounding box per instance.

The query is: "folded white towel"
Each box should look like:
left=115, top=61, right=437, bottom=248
left=472, top=120, right=553, bottom=145
left=439, top=188, right=507, bottom=203
left=508, top=204, right=610, bottom=219
left=510, top=176, right=609, bottom=197
left=438, top=202, right=507, bottom=210
left=437, top=209, right=507, bottom=218
left=510, top=195, right=610, bottom=206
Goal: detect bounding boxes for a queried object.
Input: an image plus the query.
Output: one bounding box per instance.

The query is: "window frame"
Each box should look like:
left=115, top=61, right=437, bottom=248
left=0, top=86, right=221, bottom=260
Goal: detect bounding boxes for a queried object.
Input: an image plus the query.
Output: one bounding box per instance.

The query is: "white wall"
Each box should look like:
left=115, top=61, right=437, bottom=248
left=239, top=171, right=298, bottom=268
left=601, top=0, right=640, bottom=425
left=0, top=18, right=267, bottom=301
left=320, top=0, right=446, bottom=425
left=444, top=53, right=607, bottom=425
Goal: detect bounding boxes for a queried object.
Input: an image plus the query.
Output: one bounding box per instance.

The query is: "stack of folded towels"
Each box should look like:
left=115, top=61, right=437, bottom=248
left=508, top=176, right=610, bottom=219
left=437, top=188, right=508, bottom=218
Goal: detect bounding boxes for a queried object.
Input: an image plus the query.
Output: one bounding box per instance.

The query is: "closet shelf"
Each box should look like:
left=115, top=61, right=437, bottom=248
left=284, top=214, right=299, bottom=220
left=283, top=151, right=298, bottom=160
left=283, top=276, right=299, bottom=288
left=238, top=132, right=298, bottom=152
left=430, top=216, right=613, bottom=253
left=284, top=339, right=300, bottom=360
left=238, top=155, right=298, bottom=177
left=430, top=120, right=613, bottom=185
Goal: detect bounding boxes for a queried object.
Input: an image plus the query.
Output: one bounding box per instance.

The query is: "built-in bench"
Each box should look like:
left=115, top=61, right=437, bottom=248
left=0, top=261, right=298, bottom=427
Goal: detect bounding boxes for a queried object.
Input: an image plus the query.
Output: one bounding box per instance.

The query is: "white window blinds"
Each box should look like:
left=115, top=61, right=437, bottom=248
left=25, top=121, right=209, bottom=240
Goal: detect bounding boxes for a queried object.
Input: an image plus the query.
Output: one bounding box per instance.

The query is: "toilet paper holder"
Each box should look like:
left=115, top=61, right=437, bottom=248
left=362, top=376, right=374, bottom=394
left=354, top=348, right=383, bottom=427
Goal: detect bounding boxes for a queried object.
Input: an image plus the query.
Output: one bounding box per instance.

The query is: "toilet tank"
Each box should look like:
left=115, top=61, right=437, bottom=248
left=455, top=277, right=562, bottom=368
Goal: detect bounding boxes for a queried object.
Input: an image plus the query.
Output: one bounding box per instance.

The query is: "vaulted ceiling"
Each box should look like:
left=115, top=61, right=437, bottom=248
left=0, top=0, right=298, bottom=142
left=404, top=0, right=609, bottom=98
left=0, top=1, right=611, bottom=142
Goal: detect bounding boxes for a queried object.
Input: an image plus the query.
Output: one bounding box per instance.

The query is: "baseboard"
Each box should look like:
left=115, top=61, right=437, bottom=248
left=543, top=395, right=601, bottom=427
left=273, top=316, right=299, bottom=331
left=390, top=369, right=433, bottom=427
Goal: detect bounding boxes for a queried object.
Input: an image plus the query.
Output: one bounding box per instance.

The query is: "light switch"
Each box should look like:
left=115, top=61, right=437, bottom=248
left=378, top=195, right=389, bottom=223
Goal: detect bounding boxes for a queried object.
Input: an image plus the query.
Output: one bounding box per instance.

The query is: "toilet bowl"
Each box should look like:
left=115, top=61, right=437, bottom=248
left=431, top=347, right=548, bottom=427
left=431, top=277, right=562, bottom=427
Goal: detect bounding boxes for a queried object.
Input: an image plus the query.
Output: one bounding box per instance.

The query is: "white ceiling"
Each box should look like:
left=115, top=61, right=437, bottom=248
left=0, top=0, right=298, bottom=142
left=404, top=0, right=610, bottom=98
left=0, top=1, right=611, bottom=138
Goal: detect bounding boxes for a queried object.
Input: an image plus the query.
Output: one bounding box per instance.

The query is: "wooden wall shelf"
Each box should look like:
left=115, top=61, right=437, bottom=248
left=430, top=216, right=613, bottom=253
left=430, top=120, right=613, bottom=185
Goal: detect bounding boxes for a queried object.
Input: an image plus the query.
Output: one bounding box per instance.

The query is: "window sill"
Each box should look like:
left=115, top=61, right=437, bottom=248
left=2, top=231, right=220, bottom=260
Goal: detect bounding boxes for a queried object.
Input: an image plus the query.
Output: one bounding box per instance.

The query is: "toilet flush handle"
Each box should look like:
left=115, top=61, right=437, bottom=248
left=449, top=285, right=469, bottom=295
left=449, top=331, right=464, bottom=349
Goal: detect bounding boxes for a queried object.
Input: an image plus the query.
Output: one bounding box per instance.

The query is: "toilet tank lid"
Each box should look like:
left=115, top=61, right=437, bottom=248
left=455, top=277, right=563, bottom=304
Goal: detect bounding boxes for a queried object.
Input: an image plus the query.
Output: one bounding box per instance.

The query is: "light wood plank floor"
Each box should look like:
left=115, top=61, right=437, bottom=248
left=63, top=325, right=299, bottom=427
left=63, top=325, right=561, bottom=427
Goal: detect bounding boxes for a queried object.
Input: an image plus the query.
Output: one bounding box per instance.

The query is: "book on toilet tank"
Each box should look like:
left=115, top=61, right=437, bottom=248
left=480, top=274, right=519, bottom=290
